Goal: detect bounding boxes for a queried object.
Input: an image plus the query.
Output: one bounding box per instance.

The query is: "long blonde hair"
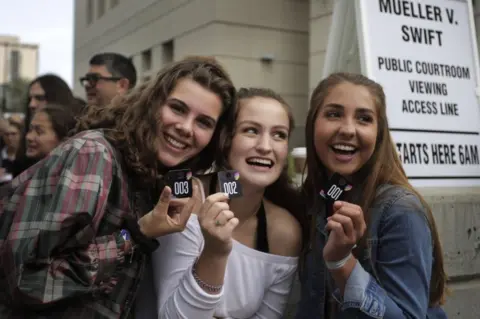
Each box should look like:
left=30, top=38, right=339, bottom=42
left=302, top=72, right=447, bottom=306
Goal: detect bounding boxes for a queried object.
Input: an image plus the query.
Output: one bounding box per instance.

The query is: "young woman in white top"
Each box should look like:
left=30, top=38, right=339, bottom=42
left=152, top=88, right=305, bottom=319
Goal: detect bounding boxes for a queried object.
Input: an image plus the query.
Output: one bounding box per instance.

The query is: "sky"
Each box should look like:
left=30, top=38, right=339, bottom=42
left=0, top=0, right=74, bottom=87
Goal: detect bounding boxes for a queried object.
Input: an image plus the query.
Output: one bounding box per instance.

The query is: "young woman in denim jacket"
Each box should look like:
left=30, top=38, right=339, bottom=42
left=295, top=72, right=448, bottom=318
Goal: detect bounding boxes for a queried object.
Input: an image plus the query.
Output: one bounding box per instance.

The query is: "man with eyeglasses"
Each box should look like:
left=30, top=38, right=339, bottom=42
left=80, top=53, right=137, bottom=107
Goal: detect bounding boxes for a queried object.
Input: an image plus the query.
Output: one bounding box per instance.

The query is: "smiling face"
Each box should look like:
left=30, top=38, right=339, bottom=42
left=25, top=111, right=60, bottom=159
left=227, top=97, right=290, bottom=190
left=313, top=82, right=378, bottom=179
left=155, top=78, right=223, bottom=167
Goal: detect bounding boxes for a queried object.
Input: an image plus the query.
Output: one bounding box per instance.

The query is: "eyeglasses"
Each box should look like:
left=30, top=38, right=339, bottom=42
left=79, top=73, right=122, bottom=87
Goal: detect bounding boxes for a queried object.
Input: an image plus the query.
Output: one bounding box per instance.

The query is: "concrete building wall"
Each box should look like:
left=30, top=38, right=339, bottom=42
left=18, top=47, right=38, bottom=81
left=73, top=0, right=215, bottom=93
left=73, top=0, right=309, bottom=146
left=210, top=0, right=309, bottom=146
left=0, top=35, right=38, bottom=84
left=309, top=0, right=333, bottom=94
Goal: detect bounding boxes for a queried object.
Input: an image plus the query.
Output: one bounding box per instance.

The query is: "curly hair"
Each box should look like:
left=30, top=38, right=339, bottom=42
left=74, top=56, right=236, bottom=183
left=38, top=103, right=83, bottom=141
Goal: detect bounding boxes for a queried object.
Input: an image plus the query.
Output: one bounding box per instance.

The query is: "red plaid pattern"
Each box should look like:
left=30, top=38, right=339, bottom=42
left=0, top=130, right=147, bottom=319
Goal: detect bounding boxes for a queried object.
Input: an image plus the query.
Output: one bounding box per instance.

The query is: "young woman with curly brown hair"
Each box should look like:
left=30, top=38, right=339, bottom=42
left=0, top=56, right=236, bottom=319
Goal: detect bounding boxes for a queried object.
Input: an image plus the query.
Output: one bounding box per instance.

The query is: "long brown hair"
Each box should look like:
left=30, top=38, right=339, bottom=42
left=37, top=103, right=83, bottom=141
left=74, top=56, right=236, bottom=183
left=302, top=72, right=447, bottom=306
left=217, top=88, right=306, bottom=232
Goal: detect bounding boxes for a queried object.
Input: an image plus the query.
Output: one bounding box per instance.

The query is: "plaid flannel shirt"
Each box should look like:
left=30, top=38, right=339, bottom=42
left=0, top=130, right=148, bottom=319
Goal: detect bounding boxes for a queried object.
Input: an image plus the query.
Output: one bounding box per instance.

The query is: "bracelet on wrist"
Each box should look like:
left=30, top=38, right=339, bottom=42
left=325, top=253, right=352, bottom=270
left=191, top=259, right=223, bottom=294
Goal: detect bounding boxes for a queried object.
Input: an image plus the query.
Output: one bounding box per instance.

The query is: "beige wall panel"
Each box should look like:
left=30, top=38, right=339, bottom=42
left=214, top=0, right=309, bottom=32
left=201, top=23, right=309, bottom=63
left=214, top=56, right=308, bottom=95
left=310, top=0, right=334, bottom=19
left=309, top=15, right=332, bottom=54
left=309, top=51, right=326, bottom=92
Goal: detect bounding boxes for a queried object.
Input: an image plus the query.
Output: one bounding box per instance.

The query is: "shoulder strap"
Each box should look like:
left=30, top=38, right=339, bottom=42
left=256, top=201, right=269, bottom=253
left=208, top=172, right=218, bottom=195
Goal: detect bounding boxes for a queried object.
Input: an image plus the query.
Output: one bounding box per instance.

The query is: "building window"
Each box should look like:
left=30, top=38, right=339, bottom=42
left=162, top=40, right=174, bottom=64
left=10, top=50, right=20, bottom=81
left=86, top=0, right=94, bottom=24
left=110, top=0, right=119, bottom=8
left=97, top=0, right=106, bottom=18
left=141, top=49, right=152, bottom=72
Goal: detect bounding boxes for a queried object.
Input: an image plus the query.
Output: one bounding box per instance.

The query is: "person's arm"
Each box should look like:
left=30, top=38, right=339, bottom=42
left=330, top=194, right=433, bottom=318
left=0, top=137, right=130, bottom=309
left=152, top=215, right=222, bottom=319
left=251, top=261, right=298, bottom=319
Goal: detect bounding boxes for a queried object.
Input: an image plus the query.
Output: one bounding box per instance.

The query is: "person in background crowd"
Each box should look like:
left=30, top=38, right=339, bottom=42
left=13, top=74, right=77, bottom=176
left=295, top=72, right=448, bottom=319
left=152, top=87, right=304, bottom=319
left=0, top=56, right=236, bottom=319
left=0, top=119, right=23, bottom=176
left=74, top=96, right=87, bottom=107
left=7, top=114, right=23, bottom=126
left=0, top=117, right=8, bottom=183
left=73, top=96, right=88, bottom=117
left=80, top=52, right=137, bottom=107
left=24, top=103, right=82, bottom=163
left=0, top=115, right=8, bottom=145
left=25, top=74, right=76, bottom=127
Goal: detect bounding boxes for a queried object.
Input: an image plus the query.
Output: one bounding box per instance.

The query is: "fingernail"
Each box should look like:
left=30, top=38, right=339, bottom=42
left=224, top=192, right=229, bottom=198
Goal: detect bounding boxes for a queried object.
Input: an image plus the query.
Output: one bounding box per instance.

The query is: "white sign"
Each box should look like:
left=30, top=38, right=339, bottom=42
left=356, top=0, right=480, bottom=184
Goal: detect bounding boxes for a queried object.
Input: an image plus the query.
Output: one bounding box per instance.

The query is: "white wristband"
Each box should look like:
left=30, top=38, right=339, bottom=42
left=325, top=253, right=352, bottom=270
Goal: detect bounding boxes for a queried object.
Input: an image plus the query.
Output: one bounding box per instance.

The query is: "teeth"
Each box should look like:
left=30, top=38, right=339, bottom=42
left=247, top=158, right=273, bottom=166
left=165, top=135, right=187, bottom=149
left=333, top=144, right=356, bottom=151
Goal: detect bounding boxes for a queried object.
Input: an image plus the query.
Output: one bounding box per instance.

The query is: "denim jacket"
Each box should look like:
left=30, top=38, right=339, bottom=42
left=295, top=184, right=447, bottom=319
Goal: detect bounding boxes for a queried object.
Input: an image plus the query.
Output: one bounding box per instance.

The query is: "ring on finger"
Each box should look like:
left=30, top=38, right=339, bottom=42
left=214, top=210, right=232, bottom=227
